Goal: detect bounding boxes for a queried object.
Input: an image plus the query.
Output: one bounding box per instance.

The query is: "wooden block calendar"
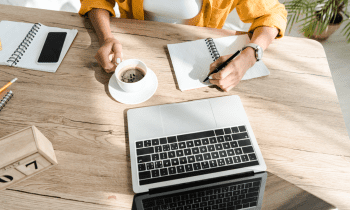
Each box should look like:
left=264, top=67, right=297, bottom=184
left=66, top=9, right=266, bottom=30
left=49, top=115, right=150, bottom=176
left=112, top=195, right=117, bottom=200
left=0, top=126, right=58, bottom=190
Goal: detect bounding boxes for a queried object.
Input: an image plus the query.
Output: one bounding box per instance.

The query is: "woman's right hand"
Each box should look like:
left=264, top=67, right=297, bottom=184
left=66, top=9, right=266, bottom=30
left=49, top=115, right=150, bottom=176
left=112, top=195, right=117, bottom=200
left=95, top=37, right=123, bottom=73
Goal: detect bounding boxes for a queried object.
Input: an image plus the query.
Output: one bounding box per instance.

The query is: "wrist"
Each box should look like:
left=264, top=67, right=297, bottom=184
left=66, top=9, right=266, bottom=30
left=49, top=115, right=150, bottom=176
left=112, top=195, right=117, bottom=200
left=241, top=47, right=257, bottom=67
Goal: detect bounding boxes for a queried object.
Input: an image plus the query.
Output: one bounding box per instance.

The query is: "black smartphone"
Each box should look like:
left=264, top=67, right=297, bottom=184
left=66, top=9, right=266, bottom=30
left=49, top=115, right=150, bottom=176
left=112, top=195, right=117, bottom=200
left=37, top=32, right=67, bottom=63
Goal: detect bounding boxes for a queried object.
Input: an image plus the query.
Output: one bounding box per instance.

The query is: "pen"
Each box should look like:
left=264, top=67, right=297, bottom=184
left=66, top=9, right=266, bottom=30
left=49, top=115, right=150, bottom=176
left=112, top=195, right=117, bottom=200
left=203, top=50, right=242, bottom=82
left=0, top=78, right=17, bottom=94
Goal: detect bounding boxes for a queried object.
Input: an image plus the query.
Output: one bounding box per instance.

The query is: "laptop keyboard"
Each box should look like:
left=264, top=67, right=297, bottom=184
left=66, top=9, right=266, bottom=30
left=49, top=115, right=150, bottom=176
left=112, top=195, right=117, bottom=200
left=142, top=178, right=262, bottom=210
left=136, top=125, right=259, bottom=186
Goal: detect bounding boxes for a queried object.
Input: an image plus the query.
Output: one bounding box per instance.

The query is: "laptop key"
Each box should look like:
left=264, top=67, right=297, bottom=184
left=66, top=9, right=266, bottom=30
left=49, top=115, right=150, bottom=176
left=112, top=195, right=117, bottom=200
left=138, top=163, right=146, bottom=171
left=186, top=141, right=194, bottom=148
left=227, top=149, right=235, bottom=156
left=163, top=160, right=171, bottom=167
left=200, top=146, right=208, bottom=153
left=217, top=136, right=225, bottom=143
left=146, top=162, right=155, bottom=170
left=209, top=160, right=218, bottom=167
left=179, top=157, right=187, bottom=164
left=193, top=163, right=201, bottom=170
left=224, top=128, right=232, bottom=134
left=211, top=152, right=219, bottom=159
left=139, top=171, right=151, bottom=180
left=234, top=148, right=243, bottom=155
left=155, top=146, right=162, bottom=153
left=201, top=161, right=209, bottom=169
left=163, top=145, right=170, bottom=151
left=242, top=146, right=254, bottom=153
left=238, top=139, right=251, bottom=147
left=152, top=154, right=160, bottom=161
left=171, top=143, right=178, bottom=150
left=230, top=141, right=238, bottom=148
left=168, top=151, right=176, bottom=158
left=136, top=141, right=143, bottom=148
left=160, top=138, right=167, bottom=144
left=176, top=150, right=184, bottom=157
left=188, top=156, right=196, bottom=163
left=215, top=144, right=223, bottom=150
left=185, top=164, right=193, bottom=172
left=177, top=165, right=185, bottom=173
left=160, top=152, right=167, bottom=159
left=144, top=140, right=152, bottom=147
left=184, top=149, right=192, bottom=155
left=209, top=137, right=217, bottom=144
left=192, top=147, right=200, bottom=154
left=238, top=126, right=246, bottom=132
left=231, top=132, right=249, bottom=141
left=208, top=145, right=215, bottom=152
left=217, top=159, right=225, bottom=166
left=233, top=156, right=241, bottom=163
left=202, top=138, right=210, bottom=145
left=222, top=142, right=230, bottom=149
left=137, top=147, right=154, bottom=156
left=241, top=155, right=249, bottom=162
left=215, top=129, right=225, bottom=136
left=231, top=126, right=239, bottom=133
left=224, top=135, right=232, bottom=141
left=168, top=136, right=177, bottom=143
left=152, top=139, right=159, bottom=146
left=155, top=161, right=163, bottom=168
left=171, top=158, right=179, bottom=166
left=168, top=167, right=176, bottom=175
left=138, top=155, right=151, bottom=163
left=151, top=169, right=160, bottom=177
left=179, top=142, right=186, bottom=149
left=194, top=140, right=202, bottom=146
left=177, top=130, right=215, bottom=142
left=203, top=153, right=211, bottom=160
left=195, top=154, right=204, bottom=161
left=225, top=157, right=233, bottom=165
left=248, top=153, right=257, bottom=161
left=219, top=151, right=227, bottom=158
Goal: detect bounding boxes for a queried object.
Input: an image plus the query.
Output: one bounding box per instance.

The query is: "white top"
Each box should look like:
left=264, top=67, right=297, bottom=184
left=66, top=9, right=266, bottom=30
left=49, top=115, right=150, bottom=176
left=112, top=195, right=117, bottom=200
left=143, top=0, right=203, bottom=24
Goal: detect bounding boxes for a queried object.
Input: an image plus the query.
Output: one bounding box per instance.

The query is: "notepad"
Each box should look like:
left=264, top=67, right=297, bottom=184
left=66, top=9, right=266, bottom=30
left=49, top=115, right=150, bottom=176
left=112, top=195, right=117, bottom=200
left=167, top=35, right=270, bottom=91
left=0, top=90, right=13, bottom=112
left=0, top=20, right=78, bottom=72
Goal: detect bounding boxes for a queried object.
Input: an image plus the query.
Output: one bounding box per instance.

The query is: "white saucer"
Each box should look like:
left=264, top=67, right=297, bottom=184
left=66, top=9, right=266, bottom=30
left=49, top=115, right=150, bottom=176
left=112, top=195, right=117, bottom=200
left=108, top=68, right=158, bottom=104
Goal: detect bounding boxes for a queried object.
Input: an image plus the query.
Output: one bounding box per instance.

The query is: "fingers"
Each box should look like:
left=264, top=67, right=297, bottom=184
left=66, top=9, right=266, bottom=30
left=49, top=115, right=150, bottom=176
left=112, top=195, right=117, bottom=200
left=95, top=38, right=123, bottom=73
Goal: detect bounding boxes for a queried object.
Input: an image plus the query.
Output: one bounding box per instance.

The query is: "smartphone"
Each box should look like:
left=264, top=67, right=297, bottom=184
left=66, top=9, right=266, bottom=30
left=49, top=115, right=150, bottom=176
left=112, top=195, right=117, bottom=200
left=37, top=32, right=67, bottom=63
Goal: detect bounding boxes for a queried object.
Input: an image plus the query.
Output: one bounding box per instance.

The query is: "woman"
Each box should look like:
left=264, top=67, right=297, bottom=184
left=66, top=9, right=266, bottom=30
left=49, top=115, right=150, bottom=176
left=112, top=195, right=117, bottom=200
left=79, top=0, right=287, bottom=91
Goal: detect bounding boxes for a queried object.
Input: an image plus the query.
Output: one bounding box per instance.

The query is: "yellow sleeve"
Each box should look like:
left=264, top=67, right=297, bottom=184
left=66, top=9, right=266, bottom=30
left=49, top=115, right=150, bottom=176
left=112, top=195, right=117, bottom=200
left=236, top=0, right=287, bottom=39
left=79, top=0, right=116, bottom=17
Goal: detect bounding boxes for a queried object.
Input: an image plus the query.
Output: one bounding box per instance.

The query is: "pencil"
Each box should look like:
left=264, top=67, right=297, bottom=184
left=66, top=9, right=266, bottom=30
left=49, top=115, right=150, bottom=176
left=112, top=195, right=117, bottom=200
left=203, top=50, right=242, bottom=82
left=0, top=78, right=17, bottom=94
left=0, top=38, right=2, bottom=51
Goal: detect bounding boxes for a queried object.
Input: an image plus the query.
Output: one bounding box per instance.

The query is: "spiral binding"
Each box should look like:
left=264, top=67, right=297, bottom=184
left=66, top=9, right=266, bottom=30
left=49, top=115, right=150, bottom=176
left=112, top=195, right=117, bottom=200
left=205, top=38, right=220, bottom=61
left=7, top=23, right=42, bottom=66
left=0, top=90, right=13, bottom=111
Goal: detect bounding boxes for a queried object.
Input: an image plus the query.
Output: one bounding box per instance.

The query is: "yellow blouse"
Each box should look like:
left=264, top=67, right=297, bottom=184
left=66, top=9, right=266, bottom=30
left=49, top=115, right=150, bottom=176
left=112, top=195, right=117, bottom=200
left=79, top=0, right=287, bottom=38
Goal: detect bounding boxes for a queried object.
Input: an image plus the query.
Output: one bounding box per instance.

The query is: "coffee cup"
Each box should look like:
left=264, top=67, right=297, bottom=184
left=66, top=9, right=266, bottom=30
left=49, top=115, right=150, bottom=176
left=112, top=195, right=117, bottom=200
left=115, top=59, right=150, bottom=93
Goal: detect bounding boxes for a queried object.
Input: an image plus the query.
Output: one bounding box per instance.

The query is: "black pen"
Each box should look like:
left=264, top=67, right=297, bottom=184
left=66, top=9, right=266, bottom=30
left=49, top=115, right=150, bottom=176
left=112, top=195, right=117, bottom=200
left=203, top=49, right=242, bottom=82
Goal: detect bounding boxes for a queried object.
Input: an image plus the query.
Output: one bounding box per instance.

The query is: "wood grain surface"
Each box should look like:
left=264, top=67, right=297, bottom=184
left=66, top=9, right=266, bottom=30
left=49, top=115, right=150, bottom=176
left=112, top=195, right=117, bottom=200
left=0, top=4, right=349, bottom=210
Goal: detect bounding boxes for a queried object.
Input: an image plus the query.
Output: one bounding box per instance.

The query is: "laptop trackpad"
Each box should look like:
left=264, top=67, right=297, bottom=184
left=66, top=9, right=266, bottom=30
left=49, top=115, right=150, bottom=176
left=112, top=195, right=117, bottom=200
left=160, top=100, right=217, bottom=136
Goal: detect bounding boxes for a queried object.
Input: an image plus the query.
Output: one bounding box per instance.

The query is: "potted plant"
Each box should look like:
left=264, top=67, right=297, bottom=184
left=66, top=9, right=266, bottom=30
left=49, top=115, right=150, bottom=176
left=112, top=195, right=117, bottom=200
left=284, top=0, right=350, bottom=42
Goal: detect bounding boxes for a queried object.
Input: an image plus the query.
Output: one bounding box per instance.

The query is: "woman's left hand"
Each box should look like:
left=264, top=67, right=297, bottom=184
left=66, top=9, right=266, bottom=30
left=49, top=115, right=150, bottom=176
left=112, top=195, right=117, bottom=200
left=208, top=47, right=257, bottom=92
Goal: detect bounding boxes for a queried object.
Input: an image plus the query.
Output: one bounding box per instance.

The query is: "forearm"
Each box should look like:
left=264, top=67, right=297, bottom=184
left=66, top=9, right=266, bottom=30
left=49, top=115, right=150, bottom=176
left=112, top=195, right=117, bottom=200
left=88, top=8, right=114, bottom=45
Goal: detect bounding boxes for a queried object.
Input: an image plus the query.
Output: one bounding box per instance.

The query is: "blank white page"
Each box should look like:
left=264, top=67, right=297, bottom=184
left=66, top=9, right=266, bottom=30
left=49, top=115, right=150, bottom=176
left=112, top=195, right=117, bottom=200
left=167, top=35, right=270, bottom=91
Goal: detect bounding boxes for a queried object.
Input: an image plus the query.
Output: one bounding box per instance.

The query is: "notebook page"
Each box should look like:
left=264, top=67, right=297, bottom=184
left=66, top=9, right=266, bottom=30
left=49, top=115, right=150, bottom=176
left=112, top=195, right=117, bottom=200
left=214, top=35, right=270, bottom=81
left=167, top=35, right=270, bottom=91
left=16, top=25, right=78, bottom=72
left=0, top=21, right=33, bottom=65
left=167, top=39, right=213, bottom=91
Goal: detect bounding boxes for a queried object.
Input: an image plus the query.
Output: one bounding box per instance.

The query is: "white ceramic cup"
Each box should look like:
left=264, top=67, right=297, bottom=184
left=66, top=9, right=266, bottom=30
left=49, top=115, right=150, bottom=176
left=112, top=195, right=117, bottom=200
left=115, top=59, right=151, bottom=93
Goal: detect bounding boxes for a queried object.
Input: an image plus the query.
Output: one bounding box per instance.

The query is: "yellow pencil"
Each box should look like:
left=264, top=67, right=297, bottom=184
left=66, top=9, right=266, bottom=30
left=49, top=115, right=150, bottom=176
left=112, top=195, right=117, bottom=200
left=0, top=38, right=2, bottom=51
left=0, top=78, right=17, bottom=94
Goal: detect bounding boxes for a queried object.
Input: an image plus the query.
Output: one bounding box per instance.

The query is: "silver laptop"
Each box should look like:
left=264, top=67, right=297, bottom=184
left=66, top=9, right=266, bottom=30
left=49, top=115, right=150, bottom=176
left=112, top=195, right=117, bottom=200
left=127, top=95, right=266, bottom=194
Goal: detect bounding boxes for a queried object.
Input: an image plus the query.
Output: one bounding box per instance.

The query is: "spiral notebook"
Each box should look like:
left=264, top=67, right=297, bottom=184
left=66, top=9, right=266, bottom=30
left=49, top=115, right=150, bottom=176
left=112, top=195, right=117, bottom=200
left=0, top=20, right=78, bottom=72
left=0, top=90, right=13, bottom=112
left=167, top=35, right=270, bottom=91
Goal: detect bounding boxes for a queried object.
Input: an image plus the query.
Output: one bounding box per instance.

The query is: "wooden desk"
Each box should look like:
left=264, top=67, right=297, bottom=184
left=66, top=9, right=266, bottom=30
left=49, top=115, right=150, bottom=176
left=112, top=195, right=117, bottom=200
left=1, top=5, right=349, bottom=209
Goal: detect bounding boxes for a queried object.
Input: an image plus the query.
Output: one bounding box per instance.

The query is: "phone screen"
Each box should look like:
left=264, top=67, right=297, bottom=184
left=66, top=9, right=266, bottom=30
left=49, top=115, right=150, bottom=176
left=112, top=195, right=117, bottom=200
left=38, top=32, right=67, bottom=63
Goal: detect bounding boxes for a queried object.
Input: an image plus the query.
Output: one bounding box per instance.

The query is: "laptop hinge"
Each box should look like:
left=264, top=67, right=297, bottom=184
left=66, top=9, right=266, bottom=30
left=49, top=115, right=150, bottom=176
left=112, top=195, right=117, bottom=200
left=148, top=171, right=255, bottom=195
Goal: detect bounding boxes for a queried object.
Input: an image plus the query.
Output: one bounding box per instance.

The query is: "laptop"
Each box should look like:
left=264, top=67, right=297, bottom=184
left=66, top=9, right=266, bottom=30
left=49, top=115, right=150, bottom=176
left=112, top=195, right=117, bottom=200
left=128, top=95, right=266, bottom=192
